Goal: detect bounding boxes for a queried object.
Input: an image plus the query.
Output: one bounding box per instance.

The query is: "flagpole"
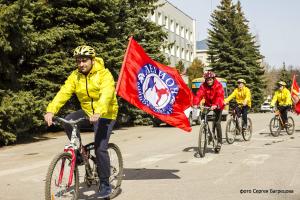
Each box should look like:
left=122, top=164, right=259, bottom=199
left=291, top=74, right=295, bottom=94
left=116, top=36, right=133, bottom=93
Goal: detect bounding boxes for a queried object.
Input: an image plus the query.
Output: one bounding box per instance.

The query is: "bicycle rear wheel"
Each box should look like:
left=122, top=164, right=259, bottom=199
left=45, top=152, right=79, bottom=200
left=242, top=118, right=252, bottom=141
left=198, top=124, right=207, bottom=158
left=286, top=116, right=295, bottom=135
left=225, top=118, right=237, bottom=144
left=269, top=117, right=281, bottom=137
left=108, top=143, right=124, bottom=199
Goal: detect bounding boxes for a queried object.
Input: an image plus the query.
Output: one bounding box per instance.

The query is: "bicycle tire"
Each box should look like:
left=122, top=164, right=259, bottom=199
left=107, top=143, right=124, bottom=199
left=269, top=117, right=281, bottom=137
left=198, top=124, right=207, bottom=158
left=242, top=118, right=252, bottom=141
left=225, top=118, right=237, bottom=144
left=286, top=116, right=295, bottom=135
left=45, top=152, right=79, bottom=200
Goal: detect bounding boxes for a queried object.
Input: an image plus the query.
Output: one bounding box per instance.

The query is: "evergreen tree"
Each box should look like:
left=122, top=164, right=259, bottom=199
left=207, top=0, right=265, bottom=111
left=0, top=0, right=169, bottom=144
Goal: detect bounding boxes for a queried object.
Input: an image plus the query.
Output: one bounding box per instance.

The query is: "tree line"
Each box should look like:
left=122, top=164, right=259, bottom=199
left=0, top=0, right=297, bottom=146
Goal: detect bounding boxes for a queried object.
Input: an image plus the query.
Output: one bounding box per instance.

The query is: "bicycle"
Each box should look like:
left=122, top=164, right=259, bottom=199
left=198, top=106, right=220, bottom=158
left=45, top=116, right=123, bottom=200
left=225, top=104, right=252, bottom=144
left=269, top=107, right=295, bottom=137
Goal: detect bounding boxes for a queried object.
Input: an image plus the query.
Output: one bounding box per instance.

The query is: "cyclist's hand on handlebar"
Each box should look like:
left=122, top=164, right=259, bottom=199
left=44, top=112, right=54, bottom=126
left=211, top=105, right=218, bottom=110
left=90, top=113, right=101, bottom=123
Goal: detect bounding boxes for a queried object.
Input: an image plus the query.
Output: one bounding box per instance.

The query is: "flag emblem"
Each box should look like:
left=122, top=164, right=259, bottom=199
left=137, top=63, right=179, bottom=114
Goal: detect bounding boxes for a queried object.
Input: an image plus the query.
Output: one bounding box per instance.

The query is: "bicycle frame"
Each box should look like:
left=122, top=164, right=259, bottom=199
left=54, top=117, right=85, bottom=188
left=201, top=107, right=216, bottom=143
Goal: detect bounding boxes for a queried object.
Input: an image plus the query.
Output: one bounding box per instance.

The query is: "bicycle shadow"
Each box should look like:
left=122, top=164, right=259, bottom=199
left=123, top=168, right=180, bottom=180
left=183, top=146, right=218, bottom=158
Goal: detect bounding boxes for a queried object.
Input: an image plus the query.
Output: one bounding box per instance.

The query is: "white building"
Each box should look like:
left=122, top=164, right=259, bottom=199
left=150, top=0, right=196, bottom=70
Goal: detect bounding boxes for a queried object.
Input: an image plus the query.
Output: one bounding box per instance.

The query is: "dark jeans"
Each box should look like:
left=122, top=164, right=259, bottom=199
left=278, top=106, right=290, bottom=124
left=64, top=110, right=115, bottom=185
left=212, top=109, right=223, bottom=144
left=236, top=105, right=249, bottom=127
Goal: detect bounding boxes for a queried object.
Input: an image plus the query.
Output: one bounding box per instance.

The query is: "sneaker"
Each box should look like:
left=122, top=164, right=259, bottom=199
left=99, top=183, right=112, bottom=198
left=242, top=124, right=247, bottom=130
left=215, top=143, right=222, bottom=153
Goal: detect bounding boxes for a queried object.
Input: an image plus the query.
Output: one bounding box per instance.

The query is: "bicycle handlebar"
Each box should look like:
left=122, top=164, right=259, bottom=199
left=53, top=116, right=88, bottom=126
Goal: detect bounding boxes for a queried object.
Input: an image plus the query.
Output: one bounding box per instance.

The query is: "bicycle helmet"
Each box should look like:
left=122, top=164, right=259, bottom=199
left=237, top=79, right=246, bottom=84
left=278, top=81, right=287, bottom=86
left=73, top=45, right=96, bottom=58
left=203, top=71, right=216, bottom=79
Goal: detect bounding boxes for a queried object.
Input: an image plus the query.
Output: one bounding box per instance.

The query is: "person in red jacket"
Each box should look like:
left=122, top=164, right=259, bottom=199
left=193, top=71, right=225, bottom=152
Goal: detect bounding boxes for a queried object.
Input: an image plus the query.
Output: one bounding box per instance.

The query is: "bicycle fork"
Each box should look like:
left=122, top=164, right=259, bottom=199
left=56, top=148, right=76, bottom=188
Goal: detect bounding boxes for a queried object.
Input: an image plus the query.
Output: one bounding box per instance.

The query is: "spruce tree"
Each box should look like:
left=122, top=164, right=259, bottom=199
left=207, top=0, right=265, bottom=111
left=0, top=0, right=169, bottom=144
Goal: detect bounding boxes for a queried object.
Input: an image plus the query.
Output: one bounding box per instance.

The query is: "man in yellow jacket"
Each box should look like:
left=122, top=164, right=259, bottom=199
left=225, top=79, right=251, bottom=129
left=44, top=45, right=118, bottom=198
left=270, top=81, right=292, bottom=126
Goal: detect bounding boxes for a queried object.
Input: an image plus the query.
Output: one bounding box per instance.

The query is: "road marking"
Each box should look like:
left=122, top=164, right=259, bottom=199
left=0, top=160, right=50, bottom=177
left=138, top=154, right=175, bottom=166
left=242, top=154, right=270, bottom=166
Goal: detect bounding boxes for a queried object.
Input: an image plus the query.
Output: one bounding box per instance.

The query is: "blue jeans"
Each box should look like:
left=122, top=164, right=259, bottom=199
left=64, top=110, right=115, bottom=184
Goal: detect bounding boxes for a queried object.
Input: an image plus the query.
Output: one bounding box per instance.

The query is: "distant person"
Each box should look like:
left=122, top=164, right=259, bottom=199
left=225, top=79, right=251, bottom=129
left=193, top=71, right=225, bottom=152
left=270, top=81, right=292, bottom=126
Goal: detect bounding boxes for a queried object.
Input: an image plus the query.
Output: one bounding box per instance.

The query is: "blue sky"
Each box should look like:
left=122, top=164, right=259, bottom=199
left=167, top=0, right=300, bottom=68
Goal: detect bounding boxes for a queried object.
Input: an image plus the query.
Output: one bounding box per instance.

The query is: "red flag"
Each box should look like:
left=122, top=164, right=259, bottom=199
left=116, top=37, right=192, bottom=132
left=291, top=74, right=300, bottom=114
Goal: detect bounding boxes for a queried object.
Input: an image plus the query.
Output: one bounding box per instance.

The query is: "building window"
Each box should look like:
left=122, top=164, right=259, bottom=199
left=165, top=48, right=169, bottom=55
left=186, top=29, right=189, bottom=40
left=164, top=16, right=168, bottom=29
left=190, top=52, right=193, bottom=61
left=171, top=45, right=175, bottom=56
left=181, top=48, right=185, bottom=59
left=158, top=12, right=162, bottom=25
left=190, top=32, right=193, bottom=42
left=176, top=46, right=180, bottom=58
left=176, top=23, right=179, bottom=35
left=151, top=12, right=156, bottom=22
left=186, top=50, right=189, bottom=61
left=181, top=26, right=184, bottom=38
left=170, top=19, right=174, bottom=32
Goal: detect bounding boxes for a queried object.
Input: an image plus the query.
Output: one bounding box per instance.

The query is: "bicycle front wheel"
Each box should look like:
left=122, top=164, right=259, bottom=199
left=45, top=152, right=79, bottom=200
left=108, top=143, right=124, bottom=199
left=225, top=118, right=237, bottom=144
left=198, top=124, right=207, bottom=158
left=286, top=116, right=295, bottom=135
left=269, top=117, right=281, bottom=137
left=242, top=118, right=252, bottom=141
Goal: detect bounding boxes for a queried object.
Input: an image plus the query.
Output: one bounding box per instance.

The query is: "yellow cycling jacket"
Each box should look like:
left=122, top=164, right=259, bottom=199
left=225, top=86, right=252, bottom=107
left=47, top=57, right=118, bottom=119
left=270, top=87, right=292, bottom=107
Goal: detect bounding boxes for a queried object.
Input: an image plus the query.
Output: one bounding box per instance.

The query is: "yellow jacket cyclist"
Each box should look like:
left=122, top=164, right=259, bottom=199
left=47, top=56, right=118, bottom=119
left=45, top=45, right=118, bottom=198
left=270, top=81, right=292, bottom=125
left=225, top=79, right=251, bottom=129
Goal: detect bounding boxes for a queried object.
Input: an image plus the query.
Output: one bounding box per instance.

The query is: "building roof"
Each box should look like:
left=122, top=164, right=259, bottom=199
left=196, top=39, right=208, bottom=50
